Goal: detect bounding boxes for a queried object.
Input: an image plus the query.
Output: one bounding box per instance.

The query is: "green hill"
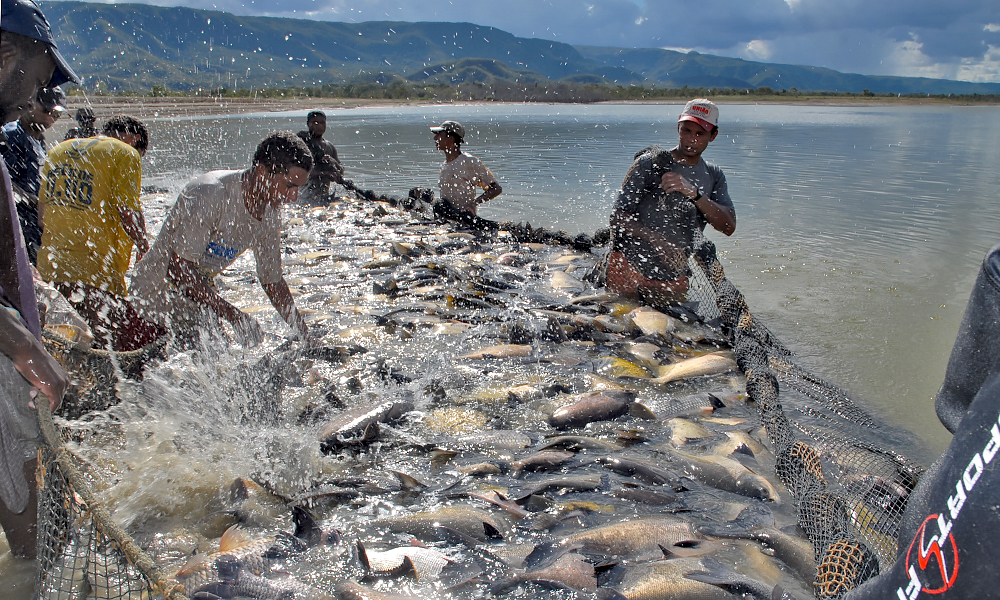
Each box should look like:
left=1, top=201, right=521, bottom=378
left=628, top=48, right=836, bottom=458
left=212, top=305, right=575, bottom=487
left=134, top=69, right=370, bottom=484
left=41, top=1, right=1000, bottom=96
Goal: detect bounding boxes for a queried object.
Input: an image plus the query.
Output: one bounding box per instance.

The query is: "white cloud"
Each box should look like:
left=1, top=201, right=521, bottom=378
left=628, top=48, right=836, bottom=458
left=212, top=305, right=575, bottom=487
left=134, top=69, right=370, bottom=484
left=985, top=23, right=1000, bottom=33
left=882, top=37, right=952, bottom=79
left=957, top=45, right=1000, bottom=83
left=744, top=39, right=773, bottom=60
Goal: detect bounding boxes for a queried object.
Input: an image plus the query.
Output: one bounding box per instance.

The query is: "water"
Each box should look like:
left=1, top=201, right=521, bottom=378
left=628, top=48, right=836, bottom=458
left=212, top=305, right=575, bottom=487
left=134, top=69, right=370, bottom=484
left=73, top=101, right=999, bottom=456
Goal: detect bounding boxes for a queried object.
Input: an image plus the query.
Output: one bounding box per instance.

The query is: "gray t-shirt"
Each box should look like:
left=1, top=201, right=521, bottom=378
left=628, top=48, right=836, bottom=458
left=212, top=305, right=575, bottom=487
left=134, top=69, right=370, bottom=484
left=612, top=148, right=734, bottom=280
left=131, top=170, right=282, bottom=322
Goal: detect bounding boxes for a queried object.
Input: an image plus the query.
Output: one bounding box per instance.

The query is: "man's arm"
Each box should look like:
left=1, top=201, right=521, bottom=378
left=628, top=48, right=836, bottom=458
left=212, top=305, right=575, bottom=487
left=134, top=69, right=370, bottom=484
left=659, top=172, right=736, bottom=236
left=118, top=207, right=149, bottom=260
left=0, top=309, right=67, bottom=411
left=610, top=206, right=686, bottom=266
left=165, top=252, right=262, bottom=346
left=261, top=278, right=309, bottom=340
left=475, top=181, right=502, bottom=207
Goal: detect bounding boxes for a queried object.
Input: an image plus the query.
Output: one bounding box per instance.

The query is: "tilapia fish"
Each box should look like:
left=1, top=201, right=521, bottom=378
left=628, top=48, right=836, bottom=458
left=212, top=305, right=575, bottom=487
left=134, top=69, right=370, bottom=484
left=613, top=557, right=741, bottom=600
left=560, top=516, right=707, bottom=561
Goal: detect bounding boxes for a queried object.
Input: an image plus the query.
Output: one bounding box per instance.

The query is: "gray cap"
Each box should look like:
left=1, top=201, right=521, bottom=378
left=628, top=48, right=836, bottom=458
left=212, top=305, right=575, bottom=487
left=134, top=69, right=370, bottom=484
left=430, top=120, right=465, bottom=142
left=1, top=0, right=80, bottom=87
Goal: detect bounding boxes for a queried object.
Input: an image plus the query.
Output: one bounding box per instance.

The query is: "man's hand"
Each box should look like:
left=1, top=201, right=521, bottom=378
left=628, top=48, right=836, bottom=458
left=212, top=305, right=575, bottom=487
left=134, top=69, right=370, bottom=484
left=659, top=172, right=699, bottom=199
left=0, top=310, right=68, bottom=412
left=231, top=313, right=264, bottom=348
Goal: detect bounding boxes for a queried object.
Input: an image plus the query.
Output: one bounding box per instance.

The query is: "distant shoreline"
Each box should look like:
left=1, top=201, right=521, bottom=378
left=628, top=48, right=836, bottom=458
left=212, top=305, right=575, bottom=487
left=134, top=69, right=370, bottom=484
left=65, top=94, right=1000, bottom=120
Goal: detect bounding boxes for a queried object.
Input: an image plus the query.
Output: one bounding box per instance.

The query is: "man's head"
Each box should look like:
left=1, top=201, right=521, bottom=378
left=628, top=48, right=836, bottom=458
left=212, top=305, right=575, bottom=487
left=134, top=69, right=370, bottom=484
left=103, top=115, right=149, bottom=156
left=678, top=99, right=719, bottom=134
left=21, top=86, right=65, bottom=136
left=75, top=106, right=95, bottom=126
left=431, top=120, right=464, bottom=152
left=306, top=111, right=327, bottom=137
left=0, top=0, right=79, bottom=123
left=249, top=131, right=313, bottom=208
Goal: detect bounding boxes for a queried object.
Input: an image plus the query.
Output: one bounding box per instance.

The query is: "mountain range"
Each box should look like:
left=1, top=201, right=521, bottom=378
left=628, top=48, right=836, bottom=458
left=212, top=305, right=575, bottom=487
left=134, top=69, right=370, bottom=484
left=42, top=1, right=1000, bottom=96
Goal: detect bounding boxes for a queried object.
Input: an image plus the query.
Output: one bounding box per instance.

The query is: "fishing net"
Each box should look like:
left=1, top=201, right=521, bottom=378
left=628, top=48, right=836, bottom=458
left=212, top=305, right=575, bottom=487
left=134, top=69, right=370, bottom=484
left=684, top=238, right=925, bottom=599
left=24, top=197, right=921, bottom=600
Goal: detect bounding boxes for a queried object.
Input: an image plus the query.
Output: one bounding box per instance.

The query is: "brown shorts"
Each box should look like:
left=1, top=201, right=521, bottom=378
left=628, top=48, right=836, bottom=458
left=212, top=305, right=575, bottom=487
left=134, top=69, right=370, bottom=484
left=55, top=282, right=166, bottom=352
left=606, top=251, right=689, bottom=305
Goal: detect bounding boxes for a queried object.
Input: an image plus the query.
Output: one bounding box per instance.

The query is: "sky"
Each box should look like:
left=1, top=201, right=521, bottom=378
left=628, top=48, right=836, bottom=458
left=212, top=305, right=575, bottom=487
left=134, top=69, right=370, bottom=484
left=47, top=0, right=1000, bottom=83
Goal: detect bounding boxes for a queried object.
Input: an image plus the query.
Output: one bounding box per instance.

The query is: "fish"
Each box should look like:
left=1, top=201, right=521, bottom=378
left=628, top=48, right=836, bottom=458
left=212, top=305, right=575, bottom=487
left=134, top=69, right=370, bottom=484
left=537, top=435, right=623, bottom=452
left=317, top=400, right=414, bottom=450
left=550, top=270, right=586, bottom=291
left=549, top=390, right=639, bottom=429
left=510, top=450, right=576, bottom=476
left=665, top=417, right=714, bottom=446
left=489, top=552, right=597, bottom=594
left=515, top=474, right=609, bottom=501
left=356, top=541, right=452, bottom=580
left=459, top=344, right=533, bottom=359
left=626, top=307, right=677, bottom=338
left=658, top=448, right=780, bottom=502
left=650, top=353, right=739, bottom=385
left=645, top=393, right=726, bottom=420
left=195, top=554, right=332, bottom=600
left=557, top=516, right=708, bottom=561
left=594, top=357, right=650, bottom=379
left=370, top=506, right=509, bottom=542
left=333, top=580, right=420, bottom=600
left=611, top=557, right=741, bottom=600
left=598, top=456, right=681, bottom=486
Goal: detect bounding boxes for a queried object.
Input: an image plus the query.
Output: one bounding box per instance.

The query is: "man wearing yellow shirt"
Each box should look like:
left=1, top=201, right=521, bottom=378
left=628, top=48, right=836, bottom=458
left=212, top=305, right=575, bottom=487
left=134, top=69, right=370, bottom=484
left=37, top=115, right=164, bottom=352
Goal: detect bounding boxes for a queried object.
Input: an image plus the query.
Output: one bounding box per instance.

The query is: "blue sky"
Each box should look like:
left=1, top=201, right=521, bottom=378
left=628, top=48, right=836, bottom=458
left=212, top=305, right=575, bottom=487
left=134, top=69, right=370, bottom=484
left=47, top=0, right=1000, bottom=82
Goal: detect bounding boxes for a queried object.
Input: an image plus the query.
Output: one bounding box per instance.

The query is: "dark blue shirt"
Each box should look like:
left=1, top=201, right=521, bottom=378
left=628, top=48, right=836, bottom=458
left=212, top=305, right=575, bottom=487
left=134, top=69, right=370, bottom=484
left=0, top=120, right=45, bottom=196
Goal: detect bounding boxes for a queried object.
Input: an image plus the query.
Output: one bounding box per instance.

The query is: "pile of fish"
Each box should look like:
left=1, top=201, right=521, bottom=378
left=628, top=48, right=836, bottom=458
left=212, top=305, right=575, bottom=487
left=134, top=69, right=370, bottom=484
left=59, top=194, right=821, bottom=600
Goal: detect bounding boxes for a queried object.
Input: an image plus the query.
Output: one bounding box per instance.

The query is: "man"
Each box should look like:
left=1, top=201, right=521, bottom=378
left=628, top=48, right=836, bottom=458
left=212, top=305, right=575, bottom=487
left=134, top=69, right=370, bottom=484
left=1, top=86, right=65, bottom=263
left=0, top=0, right=76, bottom=559
left=63, top=106, right=97, bottom=141
left=296, top=110, right=342, bottom=204
left=606, top=99, right=736, bottom=305
left=131, top=132, right=314, bottom=348
left=430, top=120, right=502, bottom=218
left=37, top=116, right=163, bottom=352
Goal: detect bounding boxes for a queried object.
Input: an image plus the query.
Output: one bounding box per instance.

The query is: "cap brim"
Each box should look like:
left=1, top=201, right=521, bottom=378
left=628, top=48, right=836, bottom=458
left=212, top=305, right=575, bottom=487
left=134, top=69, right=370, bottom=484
left=429, top=126, right=445, bottom=132
left=47, top=46, right=80, bottom=87
left=678, top=115, right=715, bottom=132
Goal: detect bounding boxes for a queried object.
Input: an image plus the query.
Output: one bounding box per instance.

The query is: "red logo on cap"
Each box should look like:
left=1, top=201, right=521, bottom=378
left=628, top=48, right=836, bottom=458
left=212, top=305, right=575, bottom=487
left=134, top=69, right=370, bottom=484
left=691, top=105, right=709, bottom=115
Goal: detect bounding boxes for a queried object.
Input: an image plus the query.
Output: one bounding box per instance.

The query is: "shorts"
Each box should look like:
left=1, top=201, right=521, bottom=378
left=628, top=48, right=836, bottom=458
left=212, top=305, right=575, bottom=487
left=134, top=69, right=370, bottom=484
left=606, top=250, right=690, bottom=305
left=55, top=282, right=166, bottom=352
left=0, top=353, right=42, bottom=513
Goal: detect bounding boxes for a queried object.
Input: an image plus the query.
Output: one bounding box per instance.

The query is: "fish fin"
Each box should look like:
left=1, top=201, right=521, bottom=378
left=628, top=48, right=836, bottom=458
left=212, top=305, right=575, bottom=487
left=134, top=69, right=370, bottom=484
left=484, top=521, right=504, bottom=541
left=397, top=556, right=418, bottom=580
left=707, top=393, right=726, bottom=409
left=628, top=402, right=657, bottom=420
left=431, top=525, right=482, bottom=549
left=356, top=540, right=372, bottom=573
left=176, top=553, right=211, bottom=578
left=292, top=505, right=323, bottom=545
left=218, top=525, right=250, bottom=552
left=657, top=544, right=679, bottom=559
left=391, top=470, right=428, bottom=491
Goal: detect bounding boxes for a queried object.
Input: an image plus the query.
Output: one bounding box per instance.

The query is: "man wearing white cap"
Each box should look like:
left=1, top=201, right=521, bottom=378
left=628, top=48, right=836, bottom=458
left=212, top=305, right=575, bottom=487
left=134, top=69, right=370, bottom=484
left=606, top=99, right=736, bottom=304
left=430, top=120, right=502, bottom=218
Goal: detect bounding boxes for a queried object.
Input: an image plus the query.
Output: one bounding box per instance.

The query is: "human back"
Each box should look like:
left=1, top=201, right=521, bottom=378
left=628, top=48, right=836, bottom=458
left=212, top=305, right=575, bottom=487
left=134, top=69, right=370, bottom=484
left=37, top=135, right=141, bottom=295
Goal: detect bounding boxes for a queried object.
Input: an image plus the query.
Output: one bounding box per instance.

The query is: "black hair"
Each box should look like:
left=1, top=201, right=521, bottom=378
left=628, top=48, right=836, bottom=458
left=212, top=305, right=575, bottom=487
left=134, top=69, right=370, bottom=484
left=449, top=132, right=463, bottom=150
left=102, top=115, right=149, bottom=153
left=252, top=131, right=313, bottom=174
left=306, top=110, right=326, bottom=121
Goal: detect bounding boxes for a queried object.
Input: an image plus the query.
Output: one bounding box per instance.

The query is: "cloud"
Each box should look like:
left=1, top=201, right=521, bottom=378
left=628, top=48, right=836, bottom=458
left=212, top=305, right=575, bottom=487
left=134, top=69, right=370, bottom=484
left=43, top=0, right=1000, bottom=82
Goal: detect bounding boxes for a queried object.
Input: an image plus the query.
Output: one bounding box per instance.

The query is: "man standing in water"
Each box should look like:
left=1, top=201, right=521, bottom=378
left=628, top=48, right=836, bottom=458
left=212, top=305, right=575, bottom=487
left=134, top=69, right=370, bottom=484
left=430, top=120, right=502, bottom=222
left=131, top=132, right=314, bottom=348
left=63, top=106, right=97, bottom=141
left=296, top=110, right=342, bottom=204
left=37, top=115, right=164, bottom=352
left=606, top=99, right=736, bottom=305
left=1, top=86, right=65, bottom=263
left=0, top=0, right=75, bottom=559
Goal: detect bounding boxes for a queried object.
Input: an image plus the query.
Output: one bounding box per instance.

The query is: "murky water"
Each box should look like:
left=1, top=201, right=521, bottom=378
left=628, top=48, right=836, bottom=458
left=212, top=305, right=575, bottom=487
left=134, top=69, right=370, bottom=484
left=5, top=102, right=998, bottom=595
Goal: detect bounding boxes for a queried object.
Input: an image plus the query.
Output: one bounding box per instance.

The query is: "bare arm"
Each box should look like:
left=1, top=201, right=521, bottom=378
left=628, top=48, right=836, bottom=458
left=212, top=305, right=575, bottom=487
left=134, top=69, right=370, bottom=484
left=165, top=252, right=244, bottom=325
left=118, top=207, right=150, bottom=260
left=475, top=181, right=502, bottom=207
left=0, top=309, right=67, bottom=411
left=262, top=279, right=309, bottom=339
left=610, top=206, right=686, bottom=264
left=660, top=172, right=736, bottom=236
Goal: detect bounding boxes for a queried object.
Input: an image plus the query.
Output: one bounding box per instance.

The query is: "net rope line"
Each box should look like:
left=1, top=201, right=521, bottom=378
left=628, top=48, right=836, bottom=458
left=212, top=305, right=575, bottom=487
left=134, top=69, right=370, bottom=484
left=34, top=398, right=189, bottom=600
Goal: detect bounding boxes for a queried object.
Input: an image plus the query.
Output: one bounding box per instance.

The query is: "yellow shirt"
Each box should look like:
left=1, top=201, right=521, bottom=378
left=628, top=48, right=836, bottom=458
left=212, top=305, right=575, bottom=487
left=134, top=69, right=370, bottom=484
left=38, top=137, right=141, bottom=296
